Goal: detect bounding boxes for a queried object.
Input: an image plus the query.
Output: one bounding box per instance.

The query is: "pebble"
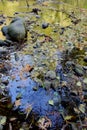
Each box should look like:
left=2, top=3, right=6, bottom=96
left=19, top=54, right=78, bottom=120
left=42, top=22, right=49, bottom=29
left=45, top=70, right=56, bottom=80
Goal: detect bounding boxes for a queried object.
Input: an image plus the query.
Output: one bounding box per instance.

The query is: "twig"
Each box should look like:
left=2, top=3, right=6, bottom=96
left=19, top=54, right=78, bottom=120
left=26, top=0, right=29, bottom=8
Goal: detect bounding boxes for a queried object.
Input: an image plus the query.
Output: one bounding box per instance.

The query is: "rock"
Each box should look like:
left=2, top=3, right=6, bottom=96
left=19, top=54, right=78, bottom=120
left=83, top=78, right=87, bottom=84
left=84, top=56, right=87, bottom=62
left=45, top=70, right=56, bottom=80
left=51, top=80, right=59, bottom=90
left=42, top=22, right=49, bottom=29
left=0, top=40, right=10, bottom=46
left=1, top=17, right=27, bottom=42
left=65, top=61, right=74, bottom=71
left=73, top=64, right=84, bottom=76
left=44, top=80, right=51, bottom=90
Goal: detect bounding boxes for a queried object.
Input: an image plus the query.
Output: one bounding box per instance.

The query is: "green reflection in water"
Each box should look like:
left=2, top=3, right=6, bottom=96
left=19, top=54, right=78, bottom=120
left=0, top=0, right=87, bottom=40
left=62, top=0, right=87, bottom=9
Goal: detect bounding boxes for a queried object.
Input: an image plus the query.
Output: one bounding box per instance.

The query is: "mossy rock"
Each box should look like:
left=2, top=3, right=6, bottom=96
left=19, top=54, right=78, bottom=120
left=1, top=17, right=27, bottom=42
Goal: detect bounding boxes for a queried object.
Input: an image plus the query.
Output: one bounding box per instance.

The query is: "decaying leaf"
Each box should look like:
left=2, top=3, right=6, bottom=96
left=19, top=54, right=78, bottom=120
left=15, top=99, right=21, bottom=107
left=20, top=64, right=34, bottom=80
left=42, top=1, right=49, bottom=6
left=0, top=116, right=6, bottom=125
left=74, top=103, right=85, bottom=114
left=76, top=81, right=82, bottom=87
left=37, top=116, right=52, bottom=130
left=64, top=115, right=74, bottom=121
left=83, top=78, right=87, bottom=84
left=78, top=104, right=85, bottom=113
left=25, top=104, right=32, bottom=119
left=10, top=117, right=17, bottom=121
left=48, top=100, right=54, bottom=106
left=23, top=64, right=33, bottom=72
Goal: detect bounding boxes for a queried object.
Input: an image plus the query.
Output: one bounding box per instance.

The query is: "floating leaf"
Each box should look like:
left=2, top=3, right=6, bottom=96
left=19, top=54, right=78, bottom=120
left=76, top=81, right=82, bottom=87
left=15, top=99, right=21, bottom=107
left=83, top=78, right=87, bottom=84
left=79, top=104, right=85, bottom=113
left=0, top=116, right=6, bottom=125
left=25, top=105, right=32, bottom=119
left=48, top=100, right=54, bottom=106
left=64, top=115, right=74, bottom=121
left=23, top=64, right=33, bottom=72
left=10, top=117, right=17, bottom=121
left=74, top=108, right=80, bottom=114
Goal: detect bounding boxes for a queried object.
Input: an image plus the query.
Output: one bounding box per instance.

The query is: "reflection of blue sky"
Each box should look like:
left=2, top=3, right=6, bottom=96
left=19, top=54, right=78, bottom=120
left=9, top=77, right=55, bottom=115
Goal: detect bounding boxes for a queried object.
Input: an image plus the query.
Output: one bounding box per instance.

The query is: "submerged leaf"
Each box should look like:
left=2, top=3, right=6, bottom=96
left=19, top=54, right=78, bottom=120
left=64, top=115, right=74, bottom=121
left=76, top=81, right=82, bottom=87
left=0, top=116, right=6, bottom=125
left=48, top=100, right=54, bottom=106
left=15, top=99, right=21, bottom=107
left=25, top=105, right=32, bottom=119
left=83, top=78, right=87, bottom=84
left=79, top=104, right=85, bottom=113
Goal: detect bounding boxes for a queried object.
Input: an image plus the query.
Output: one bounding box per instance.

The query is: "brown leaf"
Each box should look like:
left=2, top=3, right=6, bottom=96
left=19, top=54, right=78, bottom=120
left=23, top=64, right=33, bottom=72
left=20, top=64, right=34, bottom=80
left=15, top=99, right=21, bottom=107
left=10, top=117, right=17, bottom=121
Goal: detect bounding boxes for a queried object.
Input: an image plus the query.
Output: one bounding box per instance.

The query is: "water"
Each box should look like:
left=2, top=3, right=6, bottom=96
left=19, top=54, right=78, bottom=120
left=0, top=0, right=87, bottom=40
left=0, top=1, right=87, bottom=129
left=63, top=0, right=87, bottom=9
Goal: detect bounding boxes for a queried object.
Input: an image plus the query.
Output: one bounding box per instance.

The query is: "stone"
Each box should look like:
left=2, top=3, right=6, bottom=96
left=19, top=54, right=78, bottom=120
left=84, top=56, right=87, bottom=62
left=51, top=80, right=59, bottom=90
left=1, top=17, right=27, bottom=42
left=45, top=70, right=56, bottom=80
left=44, top=80, right=51, bottom=90
left=42, top=22, right=49, bottom=29
left=73, top=64, right=84, bottom=76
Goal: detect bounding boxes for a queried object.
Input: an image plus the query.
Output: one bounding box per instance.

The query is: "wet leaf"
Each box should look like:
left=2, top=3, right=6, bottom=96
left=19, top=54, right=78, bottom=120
left=42, top=1, right=49, bottom=6
left=0, top=116, right=6, bottom=125
left=76, top=81, right=82, bottom=87
left=23, top=64, right=33, bottom=72
left=10, top=117, right=17, bottom=121
left=37, top=116, right=52, bottom=130
left=83, top=78, right=87, bottom=84
left=64, top=115, right=74, bottom=121
left=79, top=104, right=85, bottom=113
left=25, top=105, right=32, bottom=119
left=74, top=108, right=80, bottom=114
left=15, top=99, right=21, bottom=107
left=48, top=100, right=54, bottom=106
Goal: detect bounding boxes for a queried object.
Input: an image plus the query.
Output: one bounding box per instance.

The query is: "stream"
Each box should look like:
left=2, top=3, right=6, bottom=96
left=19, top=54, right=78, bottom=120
left=0, top=0, right=87, bottom=130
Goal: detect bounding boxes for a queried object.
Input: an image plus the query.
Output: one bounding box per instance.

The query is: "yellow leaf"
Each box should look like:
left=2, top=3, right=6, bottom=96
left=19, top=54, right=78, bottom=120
left=64, top=115, right=74, bottom=121
left=79, top=104, right=85, bottom=113
left=48, top=100, right=54, bottom=106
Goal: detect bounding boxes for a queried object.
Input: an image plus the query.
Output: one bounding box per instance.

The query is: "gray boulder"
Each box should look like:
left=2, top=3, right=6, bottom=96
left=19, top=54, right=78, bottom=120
left=1, top=17, right=27, bottom=42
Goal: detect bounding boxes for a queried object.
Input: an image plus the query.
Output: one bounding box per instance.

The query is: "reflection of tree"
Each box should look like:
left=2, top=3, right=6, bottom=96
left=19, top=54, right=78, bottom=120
left=63, top=0, right=87, bottom=8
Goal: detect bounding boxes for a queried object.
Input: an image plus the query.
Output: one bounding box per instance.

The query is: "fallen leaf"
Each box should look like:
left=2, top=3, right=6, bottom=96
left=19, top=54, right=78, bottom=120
left=42, top=1, right=49, bottom=6
left=23, top=64, right=33, bottom=72
left=76, top=81, right=82, bottom=87
left=0, top=116, right=6, bottom=125
left=64, top=115, right=74, bottom=121
left=48, top=100, right=54, bottom=106
left=83, top=78, right=87, bottom=84
left=10, top=117, right=17, bottom=121
left=79, top=104, right=85, bottom=113
left=20, top=64, right=34, bottom=80
left=15, top=99, right=21, bottom=107
left=25, top=104, right=32, bottom=119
